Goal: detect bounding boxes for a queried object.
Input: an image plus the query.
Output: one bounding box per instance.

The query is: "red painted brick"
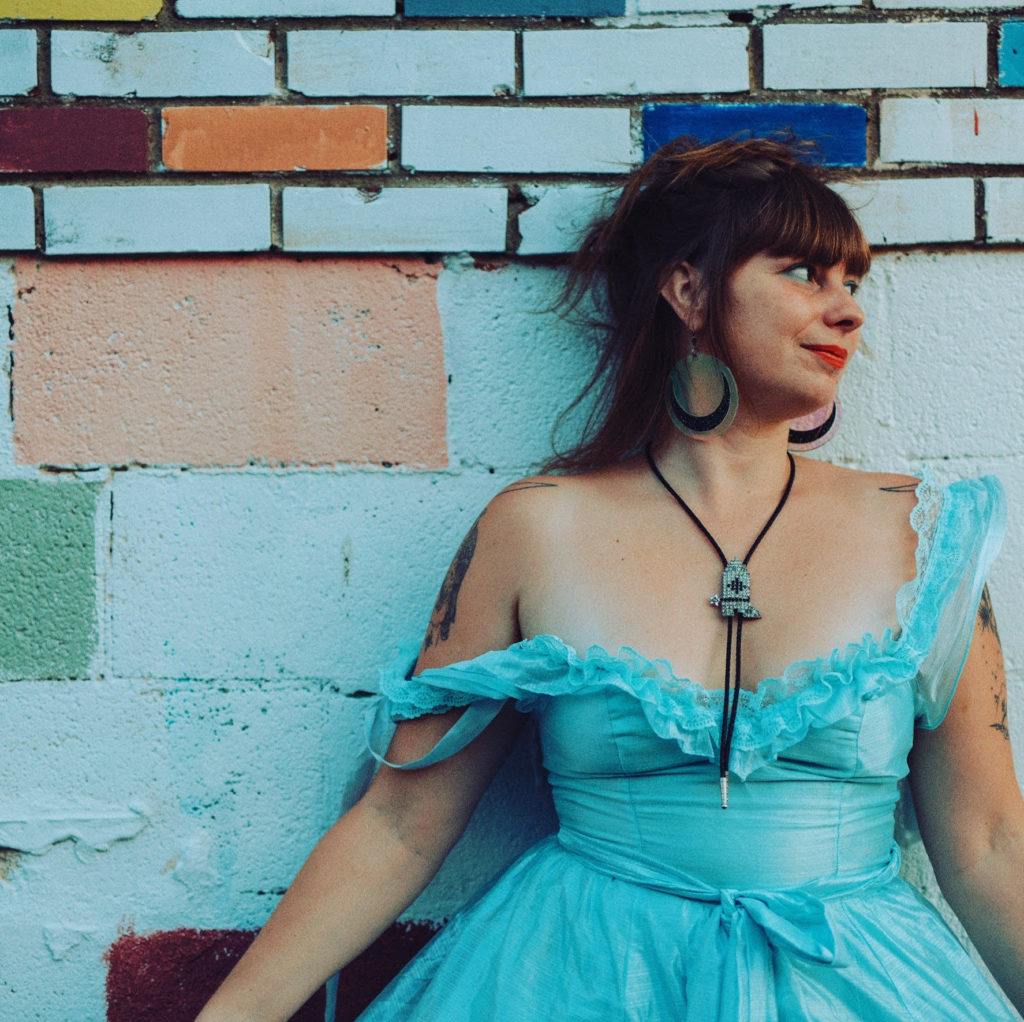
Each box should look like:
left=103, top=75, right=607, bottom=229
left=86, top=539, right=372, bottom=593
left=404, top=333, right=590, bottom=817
left=335, top=920, right=440, bottom=1020
left=105, top=928, right=326, bottom=1022
left=0, top=108, right=148, bottom=173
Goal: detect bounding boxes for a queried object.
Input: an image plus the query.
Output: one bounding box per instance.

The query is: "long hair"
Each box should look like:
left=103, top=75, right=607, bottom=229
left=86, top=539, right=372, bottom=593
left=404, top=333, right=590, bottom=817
left=546, top=135, right=872, bottom=473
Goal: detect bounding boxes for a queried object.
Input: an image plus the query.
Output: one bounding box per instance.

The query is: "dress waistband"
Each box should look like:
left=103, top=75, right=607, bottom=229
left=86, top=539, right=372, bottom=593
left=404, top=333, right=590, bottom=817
left=557, top=828, right=902, bottom=1022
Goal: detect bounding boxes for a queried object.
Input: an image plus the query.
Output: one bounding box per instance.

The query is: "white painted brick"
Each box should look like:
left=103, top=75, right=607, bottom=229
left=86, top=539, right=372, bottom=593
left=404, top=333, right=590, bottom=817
left=876, top=0, right=1020, bottom=9
left=523, top=28, right=748, bottom=96
left=984, top=178, right=1024, bottom=242
left=764, top=23, right=986, bottom=90
left=402, top=106, right=635, bottom=173
left=289, top=30, right=514, bottom=97
left=178, top=0, right=393, bottom=13
left=832, top=178, right=976, bottom=246
left=639, top=0, right=847, bottom=10
left=0, top=187, right=35, bottom=251
left=0, top=30, right=36, bottom=96
left=440, top=261, right=598, bottom=470
left=51, top=30, right=274, bottom=98
left=881, top=99, right=1024, bottom=164
left=517, top=184, right=616, bottom=255
left=44, top=185, right=270, bottom=254
left=109, top=470, right=514, bottom=680
left=283, top=187, right=508, bottom=252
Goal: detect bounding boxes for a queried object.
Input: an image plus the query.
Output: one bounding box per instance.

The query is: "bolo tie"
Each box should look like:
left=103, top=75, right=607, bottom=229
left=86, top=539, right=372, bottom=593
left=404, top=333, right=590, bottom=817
left=644, top=445, right=796, bottom=808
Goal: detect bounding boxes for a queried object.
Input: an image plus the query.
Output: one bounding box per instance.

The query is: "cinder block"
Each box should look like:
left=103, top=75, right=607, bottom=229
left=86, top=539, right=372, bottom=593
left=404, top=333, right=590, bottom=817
left=51, top=30, right=274, bottom=98
left=0, top=30, right=36, bottom=95
left=764, top=23, right=986, bottom=90
left=0, top=0, right=160, bottom=16
left=0, top=187, right=35, bottom=250
left=11, top=255, right=446, bottom=466
left=984, top=178, right=1024, bottom=241
left=440, top=261, right=598, bottom=470
left=178, top=0, right=394, bottom=12
left=162, top=106, right=387, bottom=172
left=0, top=108, right=148, bottom=173
left=999, top=23, right=1024, bottom=86
left=881, top=99, right=1024, bottom=164
left=108, top=470, right=506, bottom=678
left=523, top=28, right=748, bottom=96
left=289, top=29, right=514, bottom=97
left=43, top=184, right=270, bottom=254
left=833, top=178, right=976, bottom=245
left=283, top=187, right=508, bottom=252
left=516, top=184, right=616, bottom=254
left=643, top=103, right=867, bottom=166
left=402, top=106, right=634, bottom=173
left=406, top=0, right=623, bottom=13
left=0, top=480, right=98, bottom=680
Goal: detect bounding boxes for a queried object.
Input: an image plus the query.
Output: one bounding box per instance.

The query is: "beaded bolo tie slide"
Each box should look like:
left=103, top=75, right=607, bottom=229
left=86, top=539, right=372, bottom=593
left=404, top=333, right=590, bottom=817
left=644, top=445, right=796, bottom=808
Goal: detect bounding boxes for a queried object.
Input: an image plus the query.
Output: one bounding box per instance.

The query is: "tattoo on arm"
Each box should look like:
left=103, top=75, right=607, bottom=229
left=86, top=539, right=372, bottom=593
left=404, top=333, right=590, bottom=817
left=977, top=587, right=1010, bottom=740
left=879, top=482, right=919, bottom=493
left=423, top=515, right=482, bottom=650
left=978, top=585, right=1000, bottom=640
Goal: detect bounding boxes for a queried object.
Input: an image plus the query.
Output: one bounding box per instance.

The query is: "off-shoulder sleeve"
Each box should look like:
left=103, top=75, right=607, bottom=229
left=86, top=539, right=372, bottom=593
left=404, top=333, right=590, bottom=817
left=364, top=638, right=567, bottom=770
left=902, top=475, right=1006, bottom=729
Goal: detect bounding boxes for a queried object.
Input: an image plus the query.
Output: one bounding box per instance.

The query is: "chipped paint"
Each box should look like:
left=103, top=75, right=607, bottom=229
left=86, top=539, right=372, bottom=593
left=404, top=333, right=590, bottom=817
left=0, top=806, right=149, bottom=857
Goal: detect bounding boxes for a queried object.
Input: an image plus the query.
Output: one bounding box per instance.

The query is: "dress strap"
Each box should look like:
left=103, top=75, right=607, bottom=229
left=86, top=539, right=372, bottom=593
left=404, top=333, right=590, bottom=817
left=365, top=696, right=507, bottom=770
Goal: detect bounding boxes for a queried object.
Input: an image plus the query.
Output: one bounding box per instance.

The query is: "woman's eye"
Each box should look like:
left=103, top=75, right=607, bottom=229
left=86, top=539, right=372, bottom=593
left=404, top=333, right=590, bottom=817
left=844, top=279, right=860, bottom=296
left=783, top=263, right=814, bottom=283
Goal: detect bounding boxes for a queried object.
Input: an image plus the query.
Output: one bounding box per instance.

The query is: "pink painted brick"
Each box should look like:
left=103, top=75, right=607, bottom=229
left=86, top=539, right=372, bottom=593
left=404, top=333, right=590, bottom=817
left=177, top=0, right=394, bottom=12
left=12, top=257, right=447, bottom=467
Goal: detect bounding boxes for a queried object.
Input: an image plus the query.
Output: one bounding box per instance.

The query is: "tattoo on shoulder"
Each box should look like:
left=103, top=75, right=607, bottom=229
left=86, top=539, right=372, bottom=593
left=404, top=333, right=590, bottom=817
left=991, top=689, right=1011, bottom=741
left=879, top=482, right=918, bottom=493
left=423, top=515, right=482, bottom=650
left=493, top=481, right=559, bottom=499
left=978, top=586, right=1000, bottom=640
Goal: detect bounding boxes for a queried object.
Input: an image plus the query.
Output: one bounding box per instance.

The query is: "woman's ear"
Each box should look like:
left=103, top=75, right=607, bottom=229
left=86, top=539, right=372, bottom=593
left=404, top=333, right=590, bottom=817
left=660, top=262, right=705, bottom=332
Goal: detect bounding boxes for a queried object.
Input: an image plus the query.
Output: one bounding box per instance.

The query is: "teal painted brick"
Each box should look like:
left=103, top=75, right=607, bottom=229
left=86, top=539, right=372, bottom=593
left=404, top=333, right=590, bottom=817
left=0, top=30, right=36, bottom=96
left=1000, top=23, right=1024, bottom=86
left=0, top=481, right=98, bottom=680
left=0, top=187, right=35, bottom=250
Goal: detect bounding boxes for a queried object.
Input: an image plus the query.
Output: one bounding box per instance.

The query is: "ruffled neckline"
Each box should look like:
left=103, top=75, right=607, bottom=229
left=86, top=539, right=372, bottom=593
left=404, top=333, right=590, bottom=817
left=381, top=470, right=979, bottom=779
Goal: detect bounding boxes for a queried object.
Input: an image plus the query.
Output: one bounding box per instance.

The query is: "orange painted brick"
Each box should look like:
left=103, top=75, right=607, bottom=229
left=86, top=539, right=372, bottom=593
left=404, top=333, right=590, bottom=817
left=12, top=256, right=446, bottom=468
left=162, top=106, right=388, bottom=173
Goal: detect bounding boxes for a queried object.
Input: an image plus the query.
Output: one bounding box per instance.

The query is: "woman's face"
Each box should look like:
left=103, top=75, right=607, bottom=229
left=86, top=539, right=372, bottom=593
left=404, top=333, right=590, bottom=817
left=720, top=250, right=865, bottom=419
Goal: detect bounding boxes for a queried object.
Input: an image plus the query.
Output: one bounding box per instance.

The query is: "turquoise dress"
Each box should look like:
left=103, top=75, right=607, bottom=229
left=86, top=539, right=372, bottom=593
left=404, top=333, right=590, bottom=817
left=360, top=474, right=1011, bottom=1021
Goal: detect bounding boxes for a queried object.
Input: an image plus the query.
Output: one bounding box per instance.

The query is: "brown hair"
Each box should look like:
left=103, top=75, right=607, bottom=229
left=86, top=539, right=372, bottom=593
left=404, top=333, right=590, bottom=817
left=546, top=134, right=871, bottom=472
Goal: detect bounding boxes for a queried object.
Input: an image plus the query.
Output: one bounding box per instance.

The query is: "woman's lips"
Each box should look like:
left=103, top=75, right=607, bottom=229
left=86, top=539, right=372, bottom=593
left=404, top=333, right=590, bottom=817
left=803, top=345, right=848, bottom=369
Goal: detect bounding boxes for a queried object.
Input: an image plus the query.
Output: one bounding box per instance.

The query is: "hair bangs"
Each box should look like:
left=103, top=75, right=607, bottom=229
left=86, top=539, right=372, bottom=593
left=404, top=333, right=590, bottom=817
left=743, top=175, right=871, bottom=278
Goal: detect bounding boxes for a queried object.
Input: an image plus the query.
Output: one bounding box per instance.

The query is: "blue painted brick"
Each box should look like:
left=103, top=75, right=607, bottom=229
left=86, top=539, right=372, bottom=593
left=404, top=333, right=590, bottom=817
left=642, top=104, right=867, bottom=167
left=406, top=0, right=623, bottom=14
left=999, top=23, right=1024, bottom=86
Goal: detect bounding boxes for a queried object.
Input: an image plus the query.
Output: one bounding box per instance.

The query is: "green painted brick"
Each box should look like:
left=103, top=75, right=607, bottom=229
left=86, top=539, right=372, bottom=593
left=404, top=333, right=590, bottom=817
left=0, top=481, right=99, bottom=680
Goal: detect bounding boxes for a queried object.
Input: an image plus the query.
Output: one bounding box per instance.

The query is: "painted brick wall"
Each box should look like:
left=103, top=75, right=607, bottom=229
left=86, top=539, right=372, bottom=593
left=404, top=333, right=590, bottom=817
left=1, top=3, right=1023, bottom=1021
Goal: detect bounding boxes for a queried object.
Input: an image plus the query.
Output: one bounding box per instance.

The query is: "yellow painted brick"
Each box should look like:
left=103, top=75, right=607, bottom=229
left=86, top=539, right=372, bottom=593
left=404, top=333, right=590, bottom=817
left=0, top=0, right=160, bottom=18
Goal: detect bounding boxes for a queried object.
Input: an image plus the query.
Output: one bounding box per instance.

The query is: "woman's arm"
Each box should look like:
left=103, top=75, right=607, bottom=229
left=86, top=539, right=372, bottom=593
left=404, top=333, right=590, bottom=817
left=197, top=488, right=539, bottom=1022
left=909, top=588, right=1024, bottom=1013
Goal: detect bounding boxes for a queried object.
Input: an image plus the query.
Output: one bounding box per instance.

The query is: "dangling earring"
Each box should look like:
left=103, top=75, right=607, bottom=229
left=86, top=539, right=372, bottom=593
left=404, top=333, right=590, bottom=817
left=788, top=398, right=841, bottom=451
left=666, top=335, right=739, bottom=438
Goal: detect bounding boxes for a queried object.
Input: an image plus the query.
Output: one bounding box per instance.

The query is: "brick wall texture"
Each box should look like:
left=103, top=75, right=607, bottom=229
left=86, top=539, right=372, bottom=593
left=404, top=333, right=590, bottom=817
left=1, top=3, right=1023, bottom=1021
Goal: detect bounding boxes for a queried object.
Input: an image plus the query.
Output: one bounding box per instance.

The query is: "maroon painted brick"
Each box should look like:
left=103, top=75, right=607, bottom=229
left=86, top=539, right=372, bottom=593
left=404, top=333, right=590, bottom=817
left=335, top=920, right=441, bottom=1020
left=105, top=928, right=326, bottom=1022
left=0, top=108, right=148, bottom=173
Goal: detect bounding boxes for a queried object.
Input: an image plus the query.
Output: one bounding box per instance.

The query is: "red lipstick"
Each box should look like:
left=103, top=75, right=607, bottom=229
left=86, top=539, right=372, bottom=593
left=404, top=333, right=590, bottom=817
left=804, top=345, right=848, bottom=369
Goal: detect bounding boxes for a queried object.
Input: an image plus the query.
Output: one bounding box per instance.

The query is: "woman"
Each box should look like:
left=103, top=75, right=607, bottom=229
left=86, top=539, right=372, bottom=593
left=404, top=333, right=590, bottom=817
left=198, top=136, right=1024, bottom=1020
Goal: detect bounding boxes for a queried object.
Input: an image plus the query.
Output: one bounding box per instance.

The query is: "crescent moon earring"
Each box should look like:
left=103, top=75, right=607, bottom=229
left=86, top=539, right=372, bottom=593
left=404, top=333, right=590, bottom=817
left=666, top=334, right=739, bottom=438
left=788, top=398, right=842, bottom=451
